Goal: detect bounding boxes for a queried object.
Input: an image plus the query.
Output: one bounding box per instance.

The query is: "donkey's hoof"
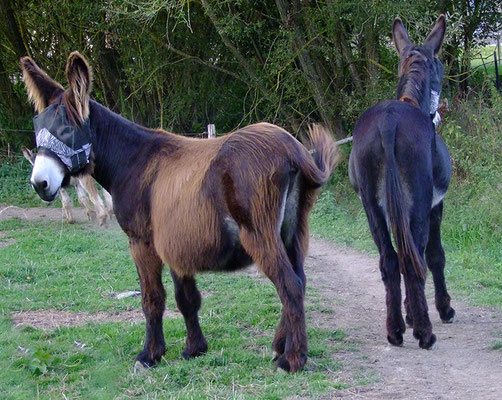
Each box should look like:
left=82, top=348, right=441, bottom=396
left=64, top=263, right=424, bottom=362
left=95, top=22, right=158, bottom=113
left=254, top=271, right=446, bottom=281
left=87, top=211, right=97, bottom=221
left=387, top=332, right=404, bottom=347
left=181, top=340, right=208, bottom=360
left=136, top=349, right=161, bottom=368
left=98, top=215, right=108, bottom=227
left=274, top=354, right=291, bottom=373
left=440, top=308, right=456, bottom=324
left=274, top=353, right=306, bottom=373
left=419, top=333, right=437, bottom=350
left=133, top=360, right=149, bottom=374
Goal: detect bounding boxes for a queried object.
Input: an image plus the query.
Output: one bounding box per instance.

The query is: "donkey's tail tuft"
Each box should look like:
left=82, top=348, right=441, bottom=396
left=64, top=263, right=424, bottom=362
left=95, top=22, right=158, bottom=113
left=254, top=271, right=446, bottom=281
left=297, top=124, right=339, bottom=188
left=380, top=113, right=427, bottom=280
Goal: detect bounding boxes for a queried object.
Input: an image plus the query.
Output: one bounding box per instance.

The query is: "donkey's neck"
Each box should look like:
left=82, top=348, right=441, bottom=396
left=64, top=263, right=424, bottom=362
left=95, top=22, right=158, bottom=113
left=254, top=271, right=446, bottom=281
left=88, top=100, right=177, bottom=193
left=396, top=73, right=431, bottom=115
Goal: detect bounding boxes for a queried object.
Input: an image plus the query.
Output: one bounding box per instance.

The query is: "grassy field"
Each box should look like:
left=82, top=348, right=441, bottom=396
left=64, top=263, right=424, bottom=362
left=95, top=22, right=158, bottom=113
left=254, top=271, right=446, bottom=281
left=0, top=155, right=46, bottom=207
left=0, top=218, right=349, bottom=399
left=1, top=89, right=501, bottom=397
left=471, top=45, right=499, bottom=78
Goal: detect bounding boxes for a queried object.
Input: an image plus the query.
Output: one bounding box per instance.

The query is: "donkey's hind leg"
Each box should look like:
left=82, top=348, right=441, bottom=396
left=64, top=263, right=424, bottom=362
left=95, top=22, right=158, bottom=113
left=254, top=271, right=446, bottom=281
left=130, top=239, right=166, bottom=368
left=273, top=183, right=312, bottom=359
left=364, top=197, right=405, bottom=346
left=241, top=229, right=307, bottom=373
left=170, top=270, right=208, bottom=359
left=426, top=201, right=455, bottom=323
left=405, top=206, right=435, bottom=349
left=272, top=237, right=307, bottom=360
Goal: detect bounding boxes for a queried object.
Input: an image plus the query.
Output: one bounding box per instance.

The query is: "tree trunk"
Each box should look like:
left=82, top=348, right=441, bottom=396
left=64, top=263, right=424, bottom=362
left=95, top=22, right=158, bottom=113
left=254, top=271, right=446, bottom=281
left=275, top=0, right=343, bottom=136
left=200, top=0, right=298, bottom=130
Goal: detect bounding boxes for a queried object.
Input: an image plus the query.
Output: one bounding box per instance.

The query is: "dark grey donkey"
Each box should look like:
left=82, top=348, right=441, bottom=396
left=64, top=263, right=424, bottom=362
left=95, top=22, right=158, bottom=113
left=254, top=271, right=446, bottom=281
left=349, top=15, right=455, bottom=350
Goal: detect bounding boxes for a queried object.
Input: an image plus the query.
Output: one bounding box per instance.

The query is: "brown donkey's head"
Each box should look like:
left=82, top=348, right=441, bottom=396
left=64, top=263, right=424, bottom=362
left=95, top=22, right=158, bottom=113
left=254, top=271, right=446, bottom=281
left=20, top=52, right=93, bottom=202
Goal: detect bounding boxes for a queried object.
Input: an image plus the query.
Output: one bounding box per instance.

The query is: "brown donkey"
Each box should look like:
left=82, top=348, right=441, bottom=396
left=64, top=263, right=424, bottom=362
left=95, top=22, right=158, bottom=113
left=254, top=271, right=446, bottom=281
left=20, top=52, right=337, bottom=372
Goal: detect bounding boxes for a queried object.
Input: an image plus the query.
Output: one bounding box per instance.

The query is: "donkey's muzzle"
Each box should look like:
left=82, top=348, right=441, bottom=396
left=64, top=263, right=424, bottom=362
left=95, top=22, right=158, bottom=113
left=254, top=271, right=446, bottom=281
left=32, top=180, right=57, bottom=203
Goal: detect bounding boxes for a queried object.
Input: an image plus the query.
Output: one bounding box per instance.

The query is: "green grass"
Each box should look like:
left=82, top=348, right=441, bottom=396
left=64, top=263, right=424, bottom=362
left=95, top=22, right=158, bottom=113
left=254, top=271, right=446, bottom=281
left=311, top=92, right=502, bottom=308
left=0, top=218, right=350, bottom=399
left=471, top=45, right=499, bottom=77
left=492, top=341, right=502, bottom=351
left=0, top=154, right=45, bottom=207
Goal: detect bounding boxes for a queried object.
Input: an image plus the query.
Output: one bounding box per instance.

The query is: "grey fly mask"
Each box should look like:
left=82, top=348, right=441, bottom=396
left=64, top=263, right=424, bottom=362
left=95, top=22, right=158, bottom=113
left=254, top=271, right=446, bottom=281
left=430, top=58, right=444, bottom=128
left=33, top=103, right=91, bottom=173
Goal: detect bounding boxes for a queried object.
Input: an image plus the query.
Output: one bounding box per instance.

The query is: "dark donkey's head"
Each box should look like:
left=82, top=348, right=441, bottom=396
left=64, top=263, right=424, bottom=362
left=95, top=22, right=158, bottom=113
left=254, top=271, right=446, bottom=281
left=394, top=15, right=446, bottom=119
left=20, top=52, right=92, bottom=202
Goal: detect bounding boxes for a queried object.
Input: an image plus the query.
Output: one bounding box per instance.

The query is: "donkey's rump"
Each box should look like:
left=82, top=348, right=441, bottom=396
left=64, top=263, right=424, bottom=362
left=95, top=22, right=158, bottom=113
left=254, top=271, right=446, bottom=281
left=150, top=122, right=307, bottom=277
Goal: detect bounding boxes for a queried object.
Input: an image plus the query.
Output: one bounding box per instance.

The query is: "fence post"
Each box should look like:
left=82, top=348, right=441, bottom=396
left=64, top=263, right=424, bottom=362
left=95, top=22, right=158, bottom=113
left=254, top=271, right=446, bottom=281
left=497, top=34, right=501, bottom=65
left=495, top=52, right=501, bottom=92
left=207, top=124, right=216, bottom=138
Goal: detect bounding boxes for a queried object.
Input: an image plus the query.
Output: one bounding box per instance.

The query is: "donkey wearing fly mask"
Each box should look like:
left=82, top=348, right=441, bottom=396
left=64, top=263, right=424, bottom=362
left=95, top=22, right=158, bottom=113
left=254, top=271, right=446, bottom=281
left=349, top=15, right=455, bottom=349
left=20, top=52, right=337, bottom=372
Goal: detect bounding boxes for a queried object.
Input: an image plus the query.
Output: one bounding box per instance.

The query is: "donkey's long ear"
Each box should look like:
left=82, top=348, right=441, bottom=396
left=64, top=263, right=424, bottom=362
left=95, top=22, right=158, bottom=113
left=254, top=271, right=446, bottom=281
left=20, top=57, right=64, bottom=113
left=65, top=51, right=92, bottom=122
left=424, top=15, right=446, bottom=55
left=393, top=18, right=411, bottom=55
left=21, top=145, right=35, bottom=165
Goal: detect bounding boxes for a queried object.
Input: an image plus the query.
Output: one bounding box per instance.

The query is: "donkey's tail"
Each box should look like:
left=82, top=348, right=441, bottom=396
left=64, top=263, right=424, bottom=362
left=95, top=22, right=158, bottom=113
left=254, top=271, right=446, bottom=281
left=380, top=114, right=426, bottom=280
left=296, top=124, right=338, bottom=188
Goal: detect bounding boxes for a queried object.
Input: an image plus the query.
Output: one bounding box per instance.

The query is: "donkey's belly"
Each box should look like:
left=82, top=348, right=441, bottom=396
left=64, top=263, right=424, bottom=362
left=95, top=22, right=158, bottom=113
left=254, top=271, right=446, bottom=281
left=206, top=216, right=253, bottom=272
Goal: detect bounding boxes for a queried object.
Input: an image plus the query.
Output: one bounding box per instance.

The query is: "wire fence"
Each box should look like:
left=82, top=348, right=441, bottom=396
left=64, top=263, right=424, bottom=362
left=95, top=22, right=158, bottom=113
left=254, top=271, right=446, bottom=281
left=467, top=49, right=501, bottom=90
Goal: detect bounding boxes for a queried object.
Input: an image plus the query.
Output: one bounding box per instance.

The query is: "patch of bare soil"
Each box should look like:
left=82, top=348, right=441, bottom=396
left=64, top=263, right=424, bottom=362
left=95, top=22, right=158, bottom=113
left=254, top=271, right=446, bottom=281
left=0, top=205, right=117, bottom=229
left=0, top=205, right=72, bottom=222
left=306, top=238, right=502, bottom=400
left=0, top=231, right=15, bottom=248
left=11, top=309, right=180, bottom=330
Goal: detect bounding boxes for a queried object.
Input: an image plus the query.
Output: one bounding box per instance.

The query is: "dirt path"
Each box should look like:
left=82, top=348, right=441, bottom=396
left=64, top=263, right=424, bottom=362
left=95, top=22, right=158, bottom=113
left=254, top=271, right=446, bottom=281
left=306, top=238, right=502, bottom=400
left=2, top=206, right=502, bottom=399
left=0, top=205, right=91, bottom=223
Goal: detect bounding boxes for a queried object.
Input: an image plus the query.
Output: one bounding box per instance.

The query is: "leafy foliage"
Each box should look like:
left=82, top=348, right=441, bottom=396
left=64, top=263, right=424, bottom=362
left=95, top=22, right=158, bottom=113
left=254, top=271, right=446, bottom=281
left=1, top=0, right=500, bottom=151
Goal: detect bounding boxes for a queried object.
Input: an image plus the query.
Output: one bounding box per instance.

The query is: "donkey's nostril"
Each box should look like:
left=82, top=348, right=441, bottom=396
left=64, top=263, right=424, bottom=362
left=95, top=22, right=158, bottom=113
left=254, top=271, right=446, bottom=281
left=33, top=179, right=49, bottom=193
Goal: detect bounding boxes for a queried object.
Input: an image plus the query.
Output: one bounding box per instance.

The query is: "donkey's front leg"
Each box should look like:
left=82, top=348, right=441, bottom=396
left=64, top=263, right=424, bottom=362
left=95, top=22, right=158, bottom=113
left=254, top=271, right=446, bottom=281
left=74, top=180, right=95, bottom=221
left=59, top=188, right=75, bottom=224
left=79, top=175, right=108, bottom=226
left=170, top=270, right=208, bottom=359
left=130, top=239, right=166, bottom=367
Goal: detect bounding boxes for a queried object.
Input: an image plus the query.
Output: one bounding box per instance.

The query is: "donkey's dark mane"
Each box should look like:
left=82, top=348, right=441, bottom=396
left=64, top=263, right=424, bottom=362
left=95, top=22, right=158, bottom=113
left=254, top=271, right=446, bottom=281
left=87, top=100, right=180, bottom=192
left=396, top=47, right=431, bottom=113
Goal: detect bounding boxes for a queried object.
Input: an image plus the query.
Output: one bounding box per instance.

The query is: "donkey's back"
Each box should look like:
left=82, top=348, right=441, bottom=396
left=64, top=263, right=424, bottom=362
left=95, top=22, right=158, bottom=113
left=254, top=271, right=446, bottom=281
left=350, top=100, right=450, bottom=211
left=151, top=122, right=334, bottom=277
